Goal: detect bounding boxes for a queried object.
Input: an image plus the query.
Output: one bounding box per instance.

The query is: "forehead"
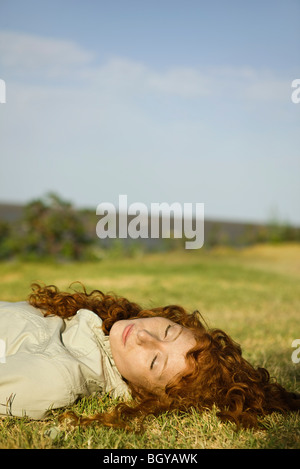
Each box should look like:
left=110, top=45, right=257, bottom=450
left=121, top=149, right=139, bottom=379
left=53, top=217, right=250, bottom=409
left=138, top=316, right=174, bottom=325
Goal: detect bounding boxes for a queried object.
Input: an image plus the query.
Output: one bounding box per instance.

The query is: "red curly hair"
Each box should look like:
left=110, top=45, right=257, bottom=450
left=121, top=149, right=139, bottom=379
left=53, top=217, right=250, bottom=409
left=28, top=282, right=300, bottom=430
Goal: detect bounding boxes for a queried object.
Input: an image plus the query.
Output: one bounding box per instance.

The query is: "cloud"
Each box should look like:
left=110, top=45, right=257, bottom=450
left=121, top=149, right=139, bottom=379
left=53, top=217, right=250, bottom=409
left=146, top=67, right=211, bottom=97
left=0, top=31, right=295, bottom=165
left=0, top=30, right=94, bottom=78
left=0, top=30, right=290, bottom=104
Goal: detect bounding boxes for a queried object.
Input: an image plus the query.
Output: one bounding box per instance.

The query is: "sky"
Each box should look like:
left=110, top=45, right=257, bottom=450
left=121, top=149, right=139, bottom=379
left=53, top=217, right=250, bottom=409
left=0, top=0, right=299, bottom=225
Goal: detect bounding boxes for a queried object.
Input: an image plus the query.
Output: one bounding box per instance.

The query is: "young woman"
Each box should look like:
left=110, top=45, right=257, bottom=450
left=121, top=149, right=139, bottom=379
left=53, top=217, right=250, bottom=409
left=0, top=282, right=299, bottom=430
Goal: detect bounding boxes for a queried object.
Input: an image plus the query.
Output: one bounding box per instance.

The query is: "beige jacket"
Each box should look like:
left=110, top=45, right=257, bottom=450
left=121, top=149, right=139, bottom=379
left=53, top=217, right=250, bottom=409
left=0, top=301, right=129, bottom=419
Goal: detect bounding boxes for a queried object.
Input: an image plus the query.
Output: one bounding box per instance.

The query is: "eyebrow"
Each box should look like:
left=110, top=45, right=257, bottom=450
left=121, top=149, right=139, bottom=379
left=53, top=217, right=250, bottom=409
left=158, top=326, right=183, bottom=381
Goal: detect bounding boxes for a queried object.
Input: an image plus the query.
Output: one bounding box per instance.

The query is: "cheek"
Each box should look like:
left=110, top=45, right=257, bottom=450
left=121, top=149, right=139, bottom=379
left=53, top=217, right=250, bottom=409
left=112, top=349, right=138, bottom=382
left=120, top=354, right=150, bottom=386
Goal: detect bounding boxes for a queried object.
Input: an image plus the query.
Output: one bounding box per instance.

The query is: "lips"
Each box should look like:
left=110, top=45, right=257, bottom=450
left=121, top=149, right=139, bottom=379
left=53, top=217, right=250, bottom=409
left=122, top=324, right=134, bottom=345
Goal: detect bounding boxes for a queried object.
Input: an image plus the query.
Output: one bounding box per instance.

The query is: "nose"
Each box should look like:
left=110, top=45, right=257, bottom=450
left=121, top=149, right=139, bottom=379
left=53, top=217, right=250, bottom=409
left=136, top=329, right=159, bottom=347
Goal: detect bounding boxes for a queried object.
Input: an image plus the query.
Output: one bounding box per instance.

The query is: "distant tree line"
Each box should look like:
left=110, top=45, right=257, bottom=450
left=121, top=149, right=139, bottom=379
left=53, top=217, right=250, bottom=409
left=0, top=193, right=299, bottom=261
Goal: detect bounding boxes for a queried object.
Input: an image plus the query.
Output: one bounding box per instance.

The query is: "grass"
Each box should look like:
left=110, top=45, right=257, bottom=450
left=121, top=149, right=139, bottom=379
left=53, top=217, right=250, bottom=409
left=0, top=243, right=299, bottom=449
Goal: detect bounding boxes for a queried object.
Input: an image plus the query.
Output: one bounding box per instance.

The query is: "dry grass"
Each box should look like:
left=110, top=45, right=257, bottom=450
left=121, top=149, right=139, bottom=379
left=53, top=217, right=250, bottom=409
left=0, top=243, right=299, bottom=449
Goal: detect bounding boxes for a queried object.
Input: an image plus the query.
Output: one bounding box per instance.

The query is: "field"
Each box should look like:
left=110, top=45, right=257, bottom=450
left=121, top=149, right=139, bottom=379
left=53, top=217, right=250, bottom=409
left=0, top=243, right=299, bottom=449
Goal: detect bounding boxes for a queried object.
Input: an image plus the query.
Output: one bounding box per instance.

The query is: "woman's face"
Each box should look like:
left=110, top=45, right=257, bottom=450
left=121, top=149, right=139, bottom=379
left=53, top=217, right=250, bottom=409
left=109, top=317, right=196, bottom=392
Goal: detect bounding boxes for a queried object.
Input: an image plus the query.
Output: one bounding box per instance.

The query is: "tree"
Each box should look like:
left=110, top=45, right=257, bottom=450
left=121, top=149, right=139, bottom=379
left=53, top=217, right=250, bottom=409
left=17, top=193, right=94, bottom=260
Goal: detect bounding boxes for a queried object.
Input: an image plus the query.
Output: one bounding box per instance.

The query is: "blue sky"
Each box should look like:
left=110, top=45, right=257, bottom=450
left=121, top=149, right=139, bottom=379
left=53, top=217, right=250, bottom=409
left=0, top=0, right=299, bottom=224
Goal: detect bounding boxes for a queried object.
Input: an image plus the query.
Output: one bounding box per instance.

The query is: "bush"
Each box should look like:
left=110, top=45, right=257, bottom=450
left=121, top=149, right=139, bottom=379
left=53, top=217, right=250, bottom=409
left=0, top=193, right=94, bottom=261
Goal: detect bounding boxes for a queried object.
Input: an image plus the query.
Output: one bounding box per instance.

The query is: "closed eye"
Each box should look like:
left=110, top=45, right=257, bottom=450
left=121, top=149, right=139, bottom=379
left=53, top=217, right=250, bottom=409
left=150, top=354, right=158, bottom=370
left=150, top=325, right=175, bottom=370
